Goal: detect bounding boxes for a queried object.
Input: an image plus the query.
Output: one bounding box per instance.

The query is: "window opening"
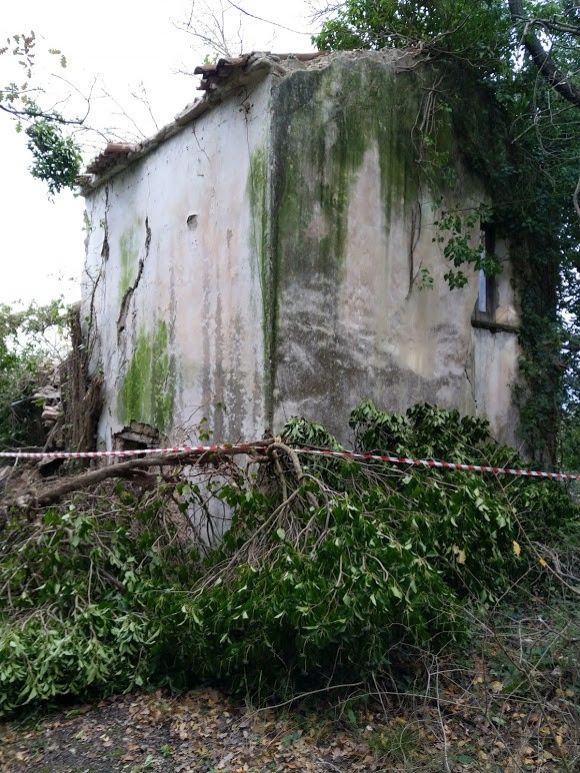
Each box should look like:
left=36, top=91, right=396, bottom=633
left=473, top=222, right=497, bottom=325
left=478, top=269, right=488, bottom=313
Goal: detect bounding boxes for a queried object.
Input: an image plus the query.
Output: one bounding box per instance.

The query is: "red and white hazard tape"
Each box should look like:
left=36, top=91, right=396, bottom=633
left=0, top=442, right=266, bottom=461
left=0, top=442, right=579, bottom=481
left=295, top=448, right=579, bottom=481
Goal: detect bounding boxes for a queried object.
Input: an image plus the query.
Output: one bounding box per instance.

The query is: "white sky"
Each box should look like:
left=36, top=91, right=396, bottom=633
left=0, top=1, right=319, bottom=306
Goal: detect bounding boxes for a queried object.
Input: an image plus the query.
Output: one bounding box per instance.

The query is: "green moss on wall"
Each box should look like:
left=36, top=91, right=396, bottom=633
left=119, top=220, right=142, bottom=295
left=249, top=147, right=268, bottom=266
left=270, top=60, right=425, bottom=280
left=118, top=321, right=175, bottom=432
left=248, top=146, right=270, bottom=339
left=247, top=57, right=456, bottom=426
left=255, top=58, right=436, bottom=424
left=248, top=146, right=276, bottom=422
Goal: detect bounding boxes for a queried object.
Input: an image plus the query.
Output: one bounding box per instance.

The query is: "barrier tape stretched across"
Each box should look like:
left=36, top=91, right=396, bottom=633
left=0, top=443, right=266, bottom=461
left=0, top=442, right=579, bottom=481
left=294, top=448, right=579, bottom=481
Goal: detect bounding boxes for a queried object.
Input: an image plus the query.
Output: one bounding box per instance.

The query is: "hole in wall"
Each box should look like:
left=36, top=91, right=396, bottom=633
left=114, top=422, right=160, bottom=451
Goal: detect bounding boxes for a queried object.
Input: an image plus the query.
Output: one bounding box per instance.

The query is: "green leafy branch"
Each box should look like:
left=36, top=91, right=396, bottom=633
left=433, top=205, right=500, bottom=290
left=1, top=402, right=576, bottom=715
left=1, top=31, right=83, bottom=194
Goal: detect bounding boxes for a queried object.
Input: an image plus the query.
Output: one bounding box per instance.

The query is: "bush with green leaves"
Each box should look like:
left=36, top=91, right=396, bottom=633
left=0, top=300, right=69, bottom=448
left=0, top=402, right=577, bottom=715
left=0, top=485, right=201, bottom=716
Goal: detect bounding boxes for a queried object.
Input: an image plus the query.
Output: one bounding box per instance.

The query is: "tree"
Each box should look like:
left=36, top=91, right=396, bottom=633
left=1, top=32, right=82, bottom=194
left=315, top=2, right=580, bottom=105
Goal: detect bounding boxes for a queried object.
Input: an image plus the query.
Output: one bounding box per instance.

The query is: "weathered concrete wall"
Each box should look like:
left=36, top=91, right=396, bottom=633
left=470, top=247, right=521, bottom=446
left=82, top=78, right=272, bottom=447
left=83, top=50, right=521, bottom=450
left=262, top=52, right=521, bottom=447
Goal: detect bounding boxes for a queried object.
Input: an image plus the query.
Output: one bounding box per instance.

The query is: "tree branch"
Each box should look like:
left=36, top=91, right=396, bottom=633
left=509, top=0, right=580, bottom=107
left=0, top=102, right=85, bottom=126
left=527, top=18, right=580, bottom=37
left=574, top=175, right=580, bottom=220
left=224, top=0, right=311, bottom=35
left=8, top=443, right=270, bottom=508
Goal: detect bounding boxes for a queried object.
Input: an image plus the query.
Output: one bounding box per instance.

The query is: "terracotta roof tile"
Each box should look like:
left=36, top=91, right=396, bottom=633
left=85, top=143, right=136, bottom=175
left=194, top=52, right=326, bottom=91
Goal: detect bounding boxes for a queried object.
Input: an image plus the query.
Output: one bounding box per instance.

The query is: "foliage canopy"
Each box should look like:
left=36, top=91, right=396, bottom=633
left=0, top=300, right=68, bottom=448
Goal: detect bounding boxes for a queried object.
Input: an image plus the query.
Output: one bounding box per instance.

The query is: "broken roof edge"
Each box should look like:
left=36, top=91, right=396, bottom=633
left=194, top=51, right=324, bottom=91
left=79, top=51, right=281, bottom=194
left=78, top=48, right=424, bottom=195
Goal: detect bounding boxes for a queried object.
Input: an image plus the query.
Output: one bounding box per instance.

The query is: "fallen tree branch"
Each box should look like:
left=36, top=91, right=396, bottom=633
left=268, top=441, right=319, bottom=511
left=8, top=444, right=269, bottom=509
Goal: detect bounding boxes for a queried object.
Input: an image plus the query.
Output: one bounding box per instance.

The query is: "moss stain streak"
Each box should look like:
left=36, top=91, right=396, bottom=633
left=246, top=59, right=432, bottom=424
left=248, top=145, right=276, bottom=424
left=119, top=220, right=142, bottom=296
left=118, top=321, right=175, bottom=432
left=248, top=146, right=270, bottom=345
left=247, top=58, right=454, bottom=427
left=271, top=61, right=424, bottom=282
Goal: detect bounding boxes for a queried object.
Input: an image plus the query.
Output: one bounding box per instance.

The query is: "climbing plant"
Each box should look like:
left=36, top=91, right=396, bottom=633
left=433, top=206, right=500, bottom=290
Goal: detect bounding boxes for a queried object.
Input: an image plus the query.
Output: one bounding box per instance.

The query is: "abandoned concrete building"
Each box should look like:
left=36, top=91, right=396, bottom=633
left=80, top=49, right=521, bottom=451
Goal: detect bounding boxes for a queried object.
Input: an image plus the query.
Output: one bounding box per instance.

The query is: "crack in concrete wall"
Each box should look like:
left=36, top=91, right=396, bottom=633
left=116, top=217, right=151, bottom=342
left=100, top=186, right=110, bottom=261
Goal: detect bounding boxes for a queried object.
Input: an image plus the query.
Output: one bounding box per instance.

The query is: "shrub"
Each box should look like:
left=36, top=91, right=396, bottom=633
left=0, top=300, right=68, bottom=448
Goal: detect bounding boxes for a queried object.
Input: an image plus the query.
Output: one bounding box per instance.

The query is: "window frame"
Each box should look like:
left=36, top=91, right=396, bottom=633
left=471, top=222, right=500, bottom=330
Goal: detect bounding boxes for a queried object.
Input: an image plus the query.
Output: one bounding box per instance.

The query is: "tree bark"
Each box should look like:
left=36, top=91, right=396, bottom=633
left=508, top=0, right=580, bottom=107
left=7, top=443, right=269, bottom=509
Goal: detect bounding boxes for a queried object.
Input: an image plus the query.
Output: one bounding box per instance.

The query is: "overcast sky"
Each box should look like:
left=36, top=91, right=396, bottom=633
left=0, top=1, right=318, bottom=306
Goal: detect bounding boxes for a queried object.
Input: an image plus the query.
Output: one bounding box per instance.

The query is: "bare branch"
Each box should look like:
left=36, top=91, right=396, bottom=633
left=574, top=175, right=580, bottom=220
left=129, top=82, right=160, bottom=132
left=224, top=0, right=312, bottom=36
left=0, top=102, right=85, bottom=126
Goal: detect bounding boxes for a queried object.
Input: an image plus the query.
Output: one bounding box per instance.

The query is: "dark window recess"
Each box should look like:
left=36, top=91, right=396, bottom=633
left=114, top=422, right=160, bottom=451
left=472, top=223, right=498, bottom=328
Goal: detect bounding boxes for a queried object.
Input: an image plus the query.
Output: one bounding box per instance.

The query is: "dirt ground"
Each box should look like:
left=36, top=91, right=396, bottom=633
left=0, top=674, right=577, bottom=773
left=0, top=687, right=394, bottom=773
